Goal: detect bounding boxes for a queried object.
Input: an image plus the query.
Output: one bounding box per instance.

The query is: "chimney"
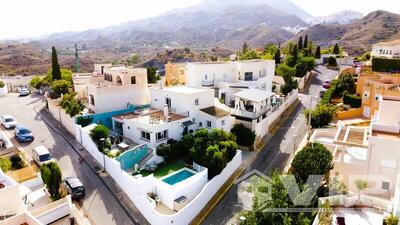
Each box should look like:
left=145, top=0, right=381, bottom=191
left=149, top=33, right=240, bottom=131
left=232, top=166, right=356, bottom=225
left=158, top=78, right=165, bottom=89
left=163, top=104, right=169, bottom=118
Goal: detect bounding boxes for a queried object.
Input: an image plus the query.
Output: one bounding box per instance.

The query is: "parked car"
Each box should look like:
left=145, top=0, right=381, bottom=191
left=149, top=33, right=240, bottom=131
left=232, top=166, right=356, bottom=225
left=322, top=80, right=331, bottom=89
left=352, top=60, right=363, bottom=68
left=32, top=145, right=54, bottom=166
left=14, top=125, right=34, bottom=142
left=62, top=177, right=86, bottom=200
left=1, top=115, right=17, bottom=129
left=19, top=88, right=30, bottom=96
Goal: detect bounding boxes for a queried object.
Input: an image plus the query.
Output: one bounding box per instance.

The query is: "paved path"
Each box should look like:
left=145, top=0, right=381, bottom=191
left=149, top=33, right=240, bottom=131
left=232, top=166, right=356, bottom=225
left=0, top=93, right=149, bottom=225
left=201, top=65, right=339, bottom=225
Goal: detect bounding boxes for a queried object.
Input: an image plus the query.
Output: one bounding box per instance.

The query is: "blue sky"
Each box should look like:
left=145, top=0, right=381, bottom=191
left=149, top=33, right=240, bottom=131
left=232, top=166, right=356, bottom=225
left=0, top=0, right=399, bottom=39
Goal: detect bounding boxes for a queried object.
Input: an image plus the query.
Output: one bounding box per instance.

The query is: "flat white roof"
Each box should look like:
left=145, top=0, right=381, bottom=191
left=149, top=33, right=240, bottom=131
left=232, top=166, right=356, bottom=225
left=160, top=86, right=210, bottom=95
left=234, top=89, right=274, bottom=103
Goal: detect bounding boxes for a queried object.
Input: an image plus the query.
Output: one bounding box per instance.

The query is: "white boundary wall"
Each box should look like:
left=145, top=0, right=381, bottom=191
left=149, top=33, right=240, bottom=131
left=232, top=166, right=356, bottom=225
left=47, top=98, right=77, bottom=136
left=255, top=89, right=298, bottom=138
left=75, top=123, right=242, bottom=225
left=0, top=86, right=8, bottom=96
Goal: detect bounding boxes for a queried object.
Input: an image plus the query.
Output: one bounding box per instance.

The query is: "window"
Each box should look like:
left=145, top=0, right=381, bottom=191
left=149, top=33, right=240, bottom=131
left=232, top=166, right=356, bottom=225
left=221, top=120, right=225, bottom=126
left=156, top=130, right=168, bottom=141
left=382, top=181, right=390, bottom=191
left=206, top=120, right=212, bottom=128
left=363, top=91, right=369, bottom=98
left=205, top=75, right=208, bottom=80
left=195, top=98, right=199, bottom=105
left=199, top=122, right=203, bottom=127
left=90, top=95, right=95, bottom=106
left=141, top=131, right=151, bottom=141
left=375, top=95, right=381, bottom=101
left=381, top=159, right=397, bottom=169
left=131, top=76, right=136, bottom=84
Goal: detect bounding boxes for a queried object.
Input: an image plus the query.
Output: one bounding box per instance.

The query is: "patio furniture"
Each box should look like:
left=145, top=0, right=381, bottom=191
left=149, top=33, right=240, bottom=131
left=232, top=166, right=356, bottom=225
left=336, top=216, right=346, bottom=225
left=118, top=142, right=129, bottom=150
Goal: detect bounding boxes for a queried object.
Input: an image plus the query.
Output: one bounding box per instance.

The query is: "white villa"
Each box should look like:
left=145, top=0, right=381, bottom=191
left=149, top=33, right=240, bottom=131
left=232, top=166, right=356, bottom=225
left=73, top=64, right=150, bottom=113
left=371, top=39, right=400, bottom=59
left=112, top=85, right=233, bottom=149
left=185, top=59, right=275, bottom=106
left=311, top=96, right=400, bottom=220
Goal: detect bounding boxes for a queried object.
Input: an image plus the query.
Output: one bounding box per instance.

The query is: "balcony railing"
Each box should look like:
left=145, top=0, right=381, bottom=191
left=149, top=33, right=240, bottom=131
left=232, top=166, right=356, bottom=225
left=231, top=106, right=269, bottom=119
left=201, top=80, right=214, bottom=87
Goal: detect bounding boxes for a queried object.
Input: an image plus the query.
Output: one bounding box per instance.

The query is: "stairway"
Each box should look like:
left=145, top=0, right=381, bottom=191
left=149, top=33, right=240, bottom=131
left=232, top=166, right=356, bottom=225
left=137, top=148, right=154, bottom=170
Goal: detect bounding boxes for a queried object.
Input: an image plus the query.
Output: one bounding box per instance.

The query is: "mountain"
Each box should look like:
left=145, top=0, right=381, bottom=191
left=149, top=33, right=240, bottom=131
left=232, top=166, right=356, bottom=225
left=290, top=10, right=400, bottom=55
left=309, top=10, right=363, bottom=25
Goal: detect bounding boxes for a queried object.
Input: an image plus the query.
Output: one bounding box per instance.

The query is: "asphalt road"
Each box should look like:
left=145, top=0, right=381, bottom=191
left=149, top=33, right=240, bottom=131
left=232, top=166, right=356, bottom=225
left=0, top=93, right=141, bottom=225
left=201, top=65, right=339, bottom=225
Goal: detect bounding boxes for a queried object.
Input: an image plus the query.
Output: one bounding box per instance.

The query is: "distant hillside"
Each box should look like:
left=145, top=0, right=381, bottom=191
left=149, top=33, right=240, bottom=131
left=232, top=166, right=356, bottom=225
left=291, top=10, right=400, bottom=55
left=309, top=10, right=363, bottom=25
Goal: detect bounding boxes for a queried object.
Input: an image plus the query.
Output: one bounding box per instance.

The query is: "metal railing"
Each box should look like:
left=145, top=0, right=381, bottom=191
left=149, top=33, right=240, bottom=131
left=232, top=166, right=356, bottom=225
left=201, top=80, right=214, bottom=86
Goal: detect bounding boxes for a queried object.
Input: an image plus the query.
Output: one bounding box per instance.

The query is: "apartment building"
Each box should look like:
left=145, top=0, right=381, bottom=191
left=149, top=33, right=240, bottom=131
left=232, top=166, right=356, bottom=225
left=73, top=64, right=150, bottom=113
left=165, top=61, right=187, bottom=86
left=356, top=73, right=400, bottom=118
left=371, top=39, right=400, bottom=58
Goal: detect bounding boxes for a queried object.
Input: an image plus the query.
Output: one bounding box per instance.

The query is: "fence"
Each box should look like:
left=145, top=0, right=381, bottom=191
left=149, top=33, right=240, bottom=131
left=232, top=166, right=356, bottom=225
left=31, top=196, right=71, bottom=224
left=47, top=98, right=77, bottom=136
left=75, top=123, right=242, bottom=225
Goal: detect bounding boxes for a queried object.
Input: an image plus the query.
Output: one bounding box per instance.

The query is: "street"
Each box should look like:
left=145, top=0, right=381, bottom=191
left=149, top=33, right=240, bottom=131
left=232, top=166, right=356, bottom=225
left=0, top=94, right=147, bottom=225
left=201, top=65, right=339, bottom=225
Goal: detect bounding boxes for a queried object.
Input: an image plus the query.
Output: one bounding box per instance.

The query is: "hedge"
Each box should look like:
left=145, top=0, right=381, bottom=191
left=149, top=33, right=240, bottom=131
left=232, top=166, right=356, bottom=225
left=343, top=93, right=361, bottom=108
left=372, top=57, right=400, bottom=72
left=321, top=80, right=339, bottom=104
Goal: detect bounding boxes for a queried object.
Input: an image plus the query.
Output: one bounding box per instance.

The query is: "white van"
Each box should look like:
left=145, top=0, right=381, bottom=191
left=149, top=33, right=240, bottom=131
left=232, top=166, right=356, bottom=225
left=32, top=146, right=54, bottom=166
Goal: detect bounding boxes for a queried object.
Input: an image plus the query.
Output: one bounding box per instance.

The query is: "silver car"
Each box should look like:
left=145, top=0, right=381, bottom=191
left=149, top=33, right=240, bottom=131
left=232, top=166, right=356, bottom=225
left=1, top=115, right=17, bottom=129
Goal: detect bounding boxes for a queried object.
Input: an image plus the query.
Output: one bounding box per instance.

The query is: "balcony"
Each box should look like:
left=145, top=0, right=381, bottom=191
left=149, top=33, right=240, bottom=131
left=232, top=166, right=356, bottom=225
left=231, top=106, right=269, bottom=119
left=201, top=80, right=214, bottom=87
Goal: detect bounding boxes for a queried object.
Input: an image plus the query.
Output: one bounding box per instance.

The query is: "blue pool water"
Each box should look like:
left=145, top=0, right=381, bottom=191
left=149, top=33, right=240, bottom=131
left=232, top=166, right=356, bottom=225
left=116, top=145, right=148, bottom=171
left=162, top=170, right=195, bottom=185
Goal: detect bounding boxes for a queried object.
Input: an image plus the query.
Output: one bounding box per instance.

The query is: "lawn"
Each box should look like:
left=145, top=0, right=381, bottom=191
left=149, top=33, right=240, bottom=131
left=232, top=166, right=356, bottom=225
left=139, top=161, right=185, bottom=178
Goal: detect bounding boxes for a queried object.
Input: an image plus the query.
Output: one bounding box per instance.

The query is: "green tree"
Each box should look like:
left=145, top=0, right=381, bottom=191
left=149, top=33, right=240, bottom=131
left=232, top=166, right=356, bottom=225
left=336, top=73, right=356, bottom=96
left=315, top=46, right=321, bottom=59
left=276, top=63, right=296, bottom=77
left=40, top=162, right=62, bottom=200
left=10, top=154, right=25, bottom=169
left=51, top=47, right=62, bottom=80
left=291, top=142, right=333, bottom=185
left=231, top=124, right=256, bottom=147
left=298, top=36, right=303, bottom=50
left=242, top=42, right=250, bottom=54
left=156, top=143, right=171, bottom=160
left=146, top=66, right=161, bottom=84
left=30, top=76, right=44, bottom=89
left=90, top=125, right=110, bottom=152
left=280, top=70, right=298, bottom=95
left=304, top=104, right=336, bottom=128
left=295, top=57, right=316, bottom=77
left=303, top=35, right=308, bottom=49
left=51, top=80, right=70, bottom=97
left=355, top=179, right=368, bottom=203
left=333, top=43, right=340, bottom=55
left=274, top=49, right=281, bottom=64
left=60, top=92, right=85, bottom=117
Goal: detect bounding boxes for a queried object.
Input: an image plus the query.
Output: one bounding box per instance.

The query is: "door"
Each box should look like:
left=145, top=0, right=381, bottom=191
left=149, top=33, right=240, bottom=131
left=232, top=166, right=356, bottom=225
left=244, top=72, right=253, bottom=81
left=165, top=98, right=171, bottom=109
left=363, top=106, right=370, bottom=118
left=221, top=93, right=226, bottom=105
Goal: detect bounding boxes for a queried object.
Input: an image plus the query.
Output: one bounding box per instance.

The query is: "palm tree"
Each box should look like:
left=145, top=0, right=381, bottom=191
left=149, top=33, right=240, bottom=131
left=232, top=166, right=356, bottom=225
left=355, top=179, right=368, bottom=203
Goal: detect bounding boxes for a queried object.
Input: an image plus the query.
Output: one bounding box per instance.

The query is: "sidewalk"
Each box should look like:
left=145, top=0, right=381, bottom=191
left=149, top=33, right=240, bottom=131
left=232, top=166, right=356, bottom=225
left=37, top=108, right=149, bottom=225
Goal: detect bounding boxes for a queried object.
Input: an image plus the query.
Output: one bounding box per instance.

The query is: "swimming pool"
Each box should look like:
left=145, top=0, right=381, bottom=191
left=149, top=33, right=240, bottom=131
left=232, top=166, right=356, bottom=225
left=116, top=145, right=148, bottom=171
left=162, top=169, right=195, bottom=185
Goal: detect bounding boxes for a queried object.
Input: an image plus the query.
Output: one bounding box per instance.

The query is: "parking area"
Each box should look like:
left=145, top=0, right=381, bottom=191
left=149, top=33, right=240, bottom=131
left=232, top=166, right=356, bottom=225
left=0, top=93, right=142, bottom=225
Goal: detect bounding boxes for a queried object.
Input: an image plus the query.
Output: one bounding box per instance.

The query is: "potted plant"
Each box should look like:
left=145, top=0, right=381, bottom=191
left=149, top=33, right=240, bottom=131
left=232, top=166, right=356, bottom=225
left=319, top=200, right=333, bottom=225
left=355, top=179, right=368, bottom=206
left=384, top=214, right=399, bottom=225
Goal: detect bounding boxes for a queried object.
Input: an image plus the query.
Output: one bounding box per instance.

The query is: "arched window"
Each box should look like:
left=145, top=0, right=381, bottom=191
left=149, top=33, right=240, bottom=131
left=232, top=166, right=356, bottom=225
left=131, top=76, right=136, bottom=84
left=117, top=76, right=122, bottom=85
left=109, top=74, right=113, bottom=82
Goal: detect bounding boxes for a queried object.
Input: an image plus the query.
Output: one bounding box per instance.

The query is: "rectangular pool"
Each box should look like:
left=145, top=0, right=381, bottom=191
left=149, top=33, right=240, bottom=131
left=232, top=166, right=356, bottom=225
left=162, top=169, right=195, bottom=186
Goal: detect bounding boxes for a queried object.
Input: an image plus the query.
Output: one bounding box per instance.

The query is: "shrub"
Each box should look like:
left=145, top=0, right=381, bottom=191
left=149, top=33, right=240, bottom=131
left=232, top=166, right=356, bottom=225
left=304, top=104, right=336, bottom=128
left=76, top=116, right=93, bottom=127
left=60, top=92, right=85, bottom=117
left=384, top=214, right=399, bottom=225
left=41, top=162, right=62, bottom=200
left=327, top=56, right=337, bottom=67
left=51, top=80, right=70, bottom=97
left=0, top=80, right=5, bottom=88
left=276, top=63, right=295, bottom=77
left=30, top=76, right=44, bottom=89
left=335, top=73, right=356, bottom=96
left=0, top=157, right=12, bottom=172
left=90, top=125, right=110, bottom=152
left=10, top=154, right=26, bottom=169
left=343, top=93, right=361, bottom=108
left=231, top=124, right=256, bottom=147
left=156, top=143, right=171, bottom=159
left=372, top=57, right=400, bottom=72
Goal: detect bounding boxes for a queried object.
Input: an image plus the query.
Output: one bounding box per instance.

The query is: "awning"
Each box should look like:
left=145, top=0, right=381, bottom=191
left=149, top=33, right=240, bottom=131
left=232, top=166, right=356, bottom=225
left=182, top=120, right=195, bottom=126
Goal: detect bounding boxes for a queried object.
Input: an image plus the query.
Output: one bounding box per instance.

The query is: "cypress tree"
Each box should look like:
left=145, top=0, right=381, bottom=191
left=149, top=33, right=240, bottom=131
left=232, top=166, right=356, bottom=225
left=274, top=49, right=281, bottom=64
left=298, top=36, right=303, bottom=50
left=304, top=35, right=308, bottom=49
left=51, top=46, right=61, bottom=80
left=333, top=43, right=340, bottom=55
left=315, top=46, right=321, bottom=59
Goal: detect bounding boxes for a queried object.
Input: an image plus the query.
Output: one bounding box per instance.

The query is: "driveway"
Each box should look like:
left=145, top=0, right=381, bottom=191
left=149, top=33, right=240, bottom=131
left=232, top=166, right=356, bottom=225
left=201, top=65, right=339, bottom=225
left=0, top=93, right=147, bottom=225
